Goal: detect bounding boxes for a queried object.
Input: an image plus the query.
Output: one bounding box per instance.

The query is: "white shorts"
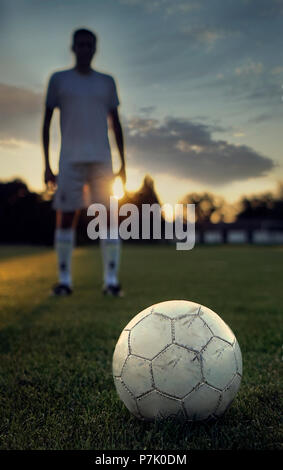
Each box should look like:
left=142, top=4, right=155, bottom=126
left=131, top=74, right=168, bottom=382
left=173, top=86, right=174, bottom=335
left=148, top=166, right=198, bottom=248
left=53, top=160, right=114, bottom=212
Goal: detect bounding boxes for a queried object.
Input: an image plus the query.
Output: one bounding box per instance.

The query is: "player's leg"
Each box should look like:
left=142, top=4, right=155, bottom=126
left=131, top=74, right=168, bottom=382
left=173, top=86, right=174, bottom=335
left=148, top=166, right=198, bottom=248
left=53, top=210, right=80, bottom=295
left=52, top=161, right=84, bottom=296
left=100, top=229, right=122, bottom=295
left=88, top=163, right=123, bottom=296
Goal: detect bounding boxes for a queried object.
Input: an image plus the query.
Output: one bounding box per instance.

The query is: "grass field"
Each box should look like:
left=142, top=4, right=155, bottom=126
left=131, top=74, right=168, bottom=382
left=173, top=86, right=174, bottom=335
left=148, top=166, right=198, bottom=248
left=0, top=244, right=282, bottom=450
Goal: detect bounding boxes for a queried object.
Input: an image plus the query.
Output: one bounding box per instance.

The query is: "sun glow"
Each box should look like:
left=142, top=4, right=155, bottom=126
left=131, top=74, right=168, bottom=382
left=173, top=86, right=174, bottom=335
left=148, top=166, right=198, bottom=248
left=112, top=177, right=125, bottom=199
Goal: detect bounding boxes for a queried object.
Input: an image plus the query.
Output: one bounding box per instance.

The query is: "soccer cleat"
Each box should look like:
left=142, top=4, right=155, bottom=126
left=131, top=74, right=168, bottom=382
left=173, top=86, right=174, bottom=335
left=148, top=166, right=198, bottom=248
left=103, top=283, right=124, bottom=297
left=51, top=283, right=73, bottom=296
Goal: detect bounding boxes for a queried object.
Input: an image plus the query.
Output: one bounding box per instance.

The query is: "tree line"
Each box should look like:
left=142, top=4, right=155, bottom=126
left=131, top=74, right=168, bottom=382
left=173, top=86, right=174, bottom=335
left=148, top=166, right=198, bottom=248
left=0, top=176, right=282, bottom=245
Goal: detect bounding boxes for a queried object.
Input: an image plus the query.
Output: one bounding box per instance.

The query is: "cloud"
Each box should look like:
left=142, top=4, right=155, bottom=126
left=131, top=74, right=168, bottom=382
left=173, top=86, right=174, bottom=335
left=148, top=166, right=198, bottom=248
left=119, top=0, right=199, bottom=16
left=123, top=115, right=275, bottom=185
left=246, top=112, right=277, bottom=124
left=233, top=132, right=245, bottom=138
left=0, top=139, right=23, bottom=149
left=0, top=82, right=276, bottom=188
left=118, top=0, right=283, bottom=19
left=235, top=60, right=263, bottom=76
left=191, top=58, right=280, bottom=106
left=271, top=66, right=283, bottom=75
left=0, top=83, right=44, bottom=143
left=0, top=83, right=42, bottom=117
left=117, top=0, right=282, bottom=95
left=180, top=25, right=226, bottom=49
left=165, top=2, right=199, bottom=16
left=139, top=106, right=156, bottom=115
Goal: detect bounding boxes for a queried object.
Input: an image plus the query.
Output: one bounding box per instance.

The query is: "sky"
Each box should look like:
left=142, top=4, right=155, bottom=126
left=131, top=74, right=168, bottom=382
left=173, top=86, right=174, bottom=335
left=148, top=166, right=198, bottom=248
left=0, top=0, right=283, bottom=205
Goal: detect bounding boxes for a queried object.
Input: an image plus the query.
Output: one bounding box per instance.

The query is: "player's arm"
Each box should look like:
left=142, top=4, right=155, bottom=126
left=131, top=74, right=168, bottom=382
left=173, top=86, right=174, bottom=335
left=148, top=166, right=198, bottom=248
left=108, top=107, right=126, bottom=185
left=42, top=106, right=56, bottom=186
left=42, top=73, right=59, bottom=186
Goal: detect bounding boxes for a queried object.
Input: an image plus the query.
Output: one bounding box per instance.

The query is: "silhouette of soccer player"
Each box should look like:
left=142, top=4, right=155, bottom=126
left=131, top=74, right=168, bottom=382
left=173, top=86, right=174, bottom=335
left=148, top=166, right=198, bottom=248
left=42, top=28, right=125, bottom=296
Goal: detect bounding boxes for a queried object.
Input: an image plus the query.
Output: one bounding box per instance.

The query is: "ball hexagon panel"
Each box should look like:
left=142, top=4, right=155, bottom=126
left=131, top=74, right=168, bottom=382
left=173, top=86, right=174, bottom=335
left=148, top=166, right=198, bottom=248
left=121, top=355, right=153, bottom=397
left=130, top=314, right=172, bottom=360
left=137, top=390, right=184, bottom=421
left=202, top=337, right=237, bottom=390
left=114, top=377, right=140, bottom=418
left=183, top=383, right=221, bottom=421
left=124, top=305, right=153, bottom=330
left=112, top=330, right=130, bottom=377
left=153, top=300, right=200, bottom=319
left=174, top=316, right=213, bottom=352
left=215, top=374, right=242, bottom=417
left=152, top=344, right=202, bottom=398
left=233, top=339, right=243, bottom=376
left=199, top=306, right=235, bottom=344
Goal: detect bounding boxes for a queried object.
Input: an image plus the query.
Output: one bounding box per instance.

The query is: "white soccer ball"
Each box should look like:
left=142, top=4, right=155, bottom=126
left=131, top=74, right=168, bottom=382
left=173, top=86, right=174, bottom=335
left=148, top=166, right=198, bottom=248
left=113, top=300, right=242, bottom=421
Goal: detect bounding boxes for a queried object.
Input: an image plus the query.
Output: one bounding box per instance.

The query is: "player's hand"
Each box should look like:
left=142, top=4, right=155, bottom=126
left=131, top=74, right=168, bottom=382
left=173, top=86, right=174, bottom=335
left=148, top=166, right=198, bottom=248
left=44, top=167, right=57, bottom=191
left=116, top=165, right=126, bottom=186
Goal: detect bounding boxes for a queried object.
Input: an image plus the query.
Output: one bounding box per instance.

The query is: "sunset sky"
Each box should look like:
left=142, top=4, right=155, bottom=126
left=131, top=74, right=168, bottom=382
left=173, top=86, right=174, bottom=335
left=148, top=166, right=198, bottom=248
left=0, top=0, right=282, bottom=205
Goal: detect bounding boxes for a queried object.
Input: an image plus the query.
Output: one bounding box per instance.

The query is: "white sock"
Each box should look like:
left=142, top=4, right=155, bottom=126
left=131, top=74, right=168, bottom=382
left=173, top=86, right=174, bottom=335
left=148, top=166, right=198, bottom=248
left=54, top=228, right=75, bottom=287
left=100, top=236, right=121, bottom=287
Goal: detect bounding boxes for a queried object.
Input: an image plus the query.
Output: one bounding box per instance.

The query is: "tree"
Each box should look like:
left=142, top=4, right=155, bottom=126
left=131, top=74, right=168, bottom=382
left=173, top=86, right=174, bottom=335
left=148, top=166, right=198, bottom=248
left=180, top=192, right=230, bottom=225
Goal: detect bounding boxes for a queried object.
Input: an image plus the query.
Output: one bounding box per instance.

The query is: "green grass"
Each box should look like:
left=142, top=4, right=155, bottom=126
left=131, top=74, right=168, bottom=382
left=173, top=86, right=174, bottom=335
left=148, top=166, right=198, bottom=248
left=0, top=244, right=282, bottom=450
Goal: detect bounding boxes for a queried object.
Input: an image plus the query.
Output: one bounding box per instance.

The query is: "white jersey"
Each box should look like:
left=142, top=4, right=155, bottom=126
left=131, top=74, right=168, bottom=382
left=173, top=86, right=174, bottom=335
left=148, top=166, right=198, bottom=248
left=45, top=67, right=120, bottom=164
